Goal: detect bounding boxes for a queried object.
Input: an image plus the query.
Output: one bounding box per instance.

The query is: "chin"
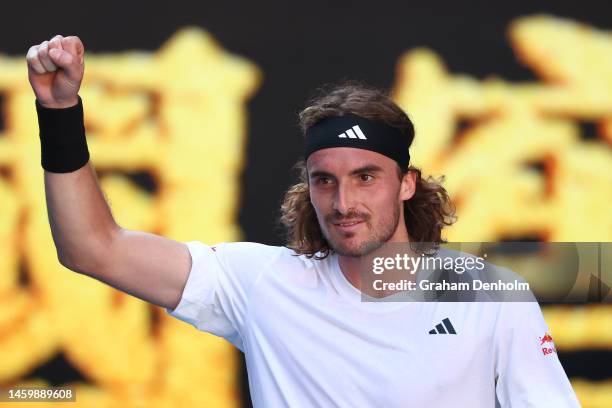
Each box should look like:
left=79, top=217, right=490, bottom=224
left=329, top=237, right=372, bottom=257
left=332, top=246, right=364, bottom=258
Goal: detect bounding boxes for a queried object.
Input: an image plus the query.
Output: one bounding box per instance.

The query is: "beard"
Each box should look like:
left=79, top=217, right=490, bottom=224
left=321, top=200, right=402, bottom=258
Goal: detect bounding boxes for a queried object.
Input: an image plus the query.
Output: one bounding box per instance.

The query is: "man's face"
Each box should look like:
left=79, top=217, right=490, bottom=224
left=307, top=148, right=415, bottom=257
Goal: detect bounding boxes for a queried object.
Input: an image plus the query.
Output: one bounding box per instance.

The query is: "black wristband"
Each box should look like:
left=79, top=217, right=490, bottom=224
left=36, top=96, right=90, bottom=173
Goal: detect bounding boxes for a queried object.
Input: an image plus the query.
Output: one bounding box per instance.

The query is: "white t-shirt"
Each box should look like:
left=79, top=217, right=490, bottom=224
left=166, top=241, right=581, bottom=407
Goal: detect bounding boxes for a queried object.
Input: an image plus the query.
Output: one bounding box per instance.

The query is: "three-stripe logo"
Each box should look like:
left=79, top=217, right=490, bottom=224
left=428, top=318, right=457, bottom=334
left=338, top=125, right=367, bottom=140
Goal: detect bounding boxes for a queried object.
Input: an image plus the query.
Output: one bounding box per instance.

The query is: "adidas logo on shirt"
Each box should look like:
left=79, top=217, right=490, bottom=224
left=338, top=125, right=367, bottom=140
left=428, top=318, right=457, bottom=334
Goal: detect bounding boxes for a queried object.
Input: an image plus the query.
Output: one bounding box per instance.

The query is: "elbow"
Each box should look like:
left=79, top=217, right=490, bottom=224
left=57, top=251, right=90, bottom=275
left=57, top=224, right=121, bottom=276
left=57, top=251, right=69, bottom=269
left=56, top=244, right=79, bottom=272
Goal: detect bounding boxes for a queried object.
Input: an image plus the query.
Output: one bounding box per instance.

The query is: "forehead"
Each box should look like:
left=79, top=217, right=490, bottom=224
left=306, top=147, right=396, bottom=174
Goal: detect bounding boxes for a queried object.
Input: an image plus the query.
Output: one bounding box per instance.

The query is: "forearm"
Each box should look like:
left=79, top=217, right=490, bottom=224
left=45, top=161, right=120, bottom=272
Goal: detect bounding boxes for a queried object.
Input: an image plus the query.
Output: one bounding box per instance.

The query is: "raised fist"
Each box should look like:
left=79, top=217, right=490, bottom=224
left=26, top=35, right=85, bottom=109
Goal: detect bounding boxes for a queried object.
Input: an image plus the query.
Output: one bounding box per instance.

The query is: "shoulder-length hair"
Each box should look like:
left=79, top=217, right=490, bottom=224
left=280, top=81, right=457, bottom=259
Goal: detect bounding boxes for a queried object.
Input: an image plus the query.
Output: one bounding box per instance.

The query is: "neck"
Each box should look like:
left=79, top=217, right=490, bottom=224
left=337, top=255, right=364, bottom=291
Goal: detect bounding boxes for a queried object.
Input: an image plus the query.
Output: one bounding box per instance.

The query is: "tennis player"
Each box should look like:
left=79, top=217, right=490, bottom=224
left=27, top=34, right=581, bottom=407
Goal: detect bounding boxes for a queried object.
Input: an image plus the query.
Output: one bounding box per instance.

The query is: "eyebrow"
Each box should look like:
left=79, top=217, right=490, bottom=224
left=309, top=164, right=385, bottom=179
left=349, top=165, right=384, bottom=176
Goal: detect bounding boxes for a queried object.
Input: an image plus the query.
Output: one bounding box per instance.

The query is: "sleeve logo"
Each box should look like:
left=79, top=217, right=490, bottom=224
left=539, top=332, right=557, bottom=356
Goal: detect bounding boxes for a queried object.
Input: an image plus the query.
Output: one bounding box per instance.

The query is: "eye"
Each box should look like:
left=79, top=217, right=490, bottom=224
left=359, top=174, right=374, bottom=182
left=314, top=176, right=331, bottom=185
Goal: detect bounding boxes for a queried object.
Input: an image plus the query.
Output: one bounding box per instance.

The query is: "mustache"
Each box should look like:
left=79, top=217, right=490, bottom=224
left=326, top=210, right=370, bottom=224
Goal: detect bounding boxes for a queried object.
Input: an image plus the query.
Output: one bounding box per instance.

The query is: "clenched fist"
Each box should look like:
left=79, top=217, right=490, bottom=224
left=26, top=35, right=84, bottom=109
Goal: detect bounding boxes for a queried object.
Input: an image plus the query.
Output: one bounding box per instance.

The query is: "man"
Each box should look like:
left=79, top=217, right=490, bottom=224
left=27, top=35, right=581, bottom=407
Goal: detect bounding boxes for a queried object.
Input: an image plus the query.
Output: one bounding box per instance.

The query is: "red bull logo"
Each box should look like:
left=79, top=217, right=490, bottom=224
left=539, top=332, right=556, bottom=355
left=540, top=333, right=554, bottom=345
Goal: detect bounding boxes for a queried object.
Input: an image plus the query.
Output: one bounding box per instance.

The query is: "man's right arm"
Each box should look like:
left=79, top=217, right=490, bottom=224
left=45, top=163, right=191, bottom=310
left=29, top=34, right=191, bottom=310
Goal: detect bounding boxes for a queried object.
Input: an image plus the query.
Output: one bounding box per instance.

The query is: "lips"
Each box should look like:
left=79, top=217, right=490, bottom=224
left=332, top=220, right=364, bottom=232
left=335, top=221, right=361, bottom=227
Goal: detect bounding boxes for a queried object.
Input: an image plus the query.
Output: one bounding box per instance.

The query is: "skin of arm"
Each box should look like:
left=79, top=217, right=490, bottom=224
left=29, top=35, right=192, bottom=310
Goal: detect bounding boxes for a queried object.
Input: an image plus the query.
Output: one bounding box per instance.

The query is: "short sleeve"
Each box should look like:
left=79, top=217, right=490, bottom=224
left=165, top=241, right=282, bottom=351
left=494, top=302, right=581, bottom=407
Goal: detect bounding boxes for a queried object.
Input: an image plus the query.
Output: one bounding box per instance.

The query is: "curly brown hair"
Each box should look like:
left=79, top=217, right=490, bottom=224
left=280, top=81, right=457, bottom=259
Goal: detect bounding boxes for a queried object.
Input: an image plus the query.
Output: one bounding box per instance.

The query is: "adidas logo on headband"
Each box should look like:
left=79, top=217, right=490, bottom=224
left=304, top=114, right=410, bottom=168
left=338, top=125, right=367, bottom=140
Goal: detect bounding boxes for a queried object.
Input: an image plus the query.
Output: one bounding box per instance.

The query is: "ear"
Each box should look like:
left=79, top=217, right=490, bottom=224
left=399, top=170, right=416, bottom=201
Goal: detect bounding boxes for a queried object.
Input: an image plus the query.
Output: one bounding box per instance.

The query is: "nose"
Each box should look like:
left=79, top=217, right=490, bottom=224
left=332, top=181, right=356, bottom=215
